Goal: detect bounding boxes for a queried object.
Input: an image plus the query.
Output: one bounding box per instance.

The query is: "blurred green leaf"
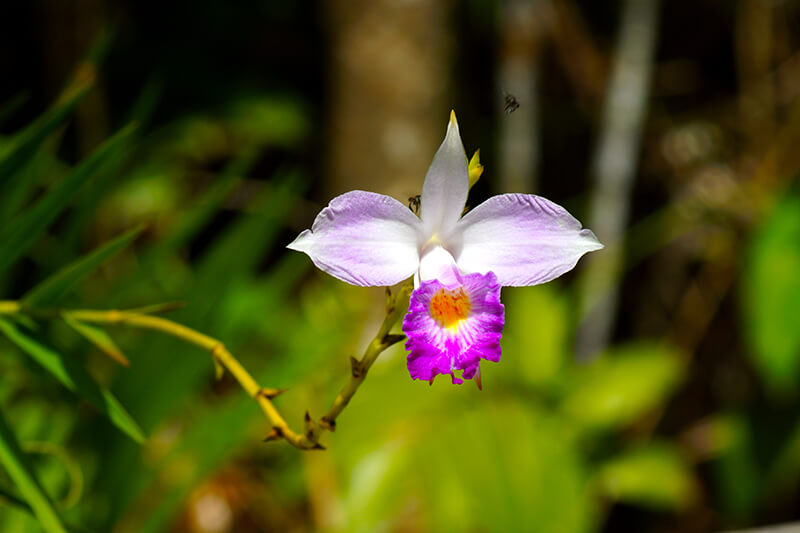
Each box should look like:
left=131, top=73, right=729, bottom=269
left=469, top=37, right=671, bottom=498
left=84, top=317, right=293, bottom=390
left=561, top=342, right=683, bottom=430
left=0, top=145, right=63, bottom=226
left=151, top=146, right=258, bottom=256
left=766, top=416, right=800, bottom=498
left=421, top=405, right=590, bottom=533
left=22, top=225, right=143, bottom=309
left=95, top=173, right=305, bottom=525
left=743, top=193, right=800, bottom=394
left=595, top=442, right=697, bottom=511
left=0, top=124, right=136, bottom=276
left=0, top=484, right=33, bottom=514
left=111, top=173, right=303, bottom=429
left=57, top=82, right=161, bottom=255
left=62, top=314, right=130, bottom=367
left=0, top=76, right=90, bottom=188
left=0, top=408, right=66, bottom=533
left=226, top=96, right=309, bottom=147
left=0, top=317, right=144, bottom=444
left=712, top=414, right=760, bottom=523
left=121, top=302, right=184, bottom=316
left=111, top=275, right=331, bottom=533
left=501, top=285, right=569, bottom=388
left=332, top=396, right=591, bottom=533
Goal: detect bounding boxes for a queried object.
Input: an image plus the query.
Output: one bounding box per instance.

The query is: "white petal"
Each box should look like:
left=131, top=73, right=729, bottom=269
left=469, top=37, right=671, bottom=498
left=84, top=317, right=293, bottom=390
left=420, top=111, right=469, bottom=238
left=288, top=191, right=422, bottom=286
left=418, top=245, right=460, bottom=286
left=455, top=194, right=603, bottom=286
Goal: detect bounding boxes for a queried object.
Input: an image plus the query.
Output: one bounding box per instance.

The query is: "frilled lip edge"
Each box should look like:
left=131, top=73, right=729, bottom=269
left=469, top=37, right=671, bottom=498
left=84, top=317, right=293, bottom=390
left=402, top=270, right=504, bottom=385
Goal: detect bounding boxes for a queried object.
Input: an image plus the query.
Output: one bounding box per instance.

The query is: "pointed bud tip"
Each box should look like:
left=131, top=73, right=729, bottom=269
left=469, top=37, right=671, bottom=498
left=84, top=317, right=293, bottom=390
left=449, top=109, right=457, bottom=125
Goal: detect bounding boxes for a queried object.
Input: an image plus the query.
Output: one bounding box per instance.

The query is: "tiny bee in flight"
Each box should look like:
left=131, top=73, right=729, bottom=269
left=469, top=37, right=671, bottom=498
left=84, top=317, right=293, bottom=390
left=503, top=92, right=520, bottom=114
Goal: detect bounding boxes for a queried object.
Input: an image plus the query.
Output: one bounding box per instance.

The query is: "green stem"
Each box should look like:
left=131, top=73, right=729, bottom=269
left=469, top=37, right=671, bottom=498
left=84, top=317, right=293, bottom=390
left=0, top=287, right=411, bottom=449
left=315, top=284, right=411, bottom=437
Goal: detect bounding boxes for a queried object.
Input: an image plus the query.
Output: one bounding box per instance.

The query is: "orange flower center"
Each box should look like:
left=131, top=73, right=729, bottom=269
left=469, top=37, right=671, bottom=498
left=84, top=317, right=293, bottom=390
left=429, top=288, right=471, bottom=329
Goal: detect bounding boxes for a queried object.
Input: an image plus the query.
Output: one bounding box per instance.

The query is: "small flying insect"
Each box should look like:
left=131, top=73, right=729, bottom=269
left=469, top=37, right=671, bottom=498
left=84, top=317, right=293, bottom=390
left=408, top=195, right=421, bottom=215
left=503, top=92, right=520, bottom=114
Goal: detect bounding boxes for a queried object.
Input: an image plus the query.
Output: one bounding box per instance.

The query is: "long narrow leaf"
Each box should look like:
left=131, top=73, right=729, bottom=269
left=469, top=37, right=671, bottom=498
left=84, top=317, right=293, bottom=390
left=121, top=301, right=184, bottom=316
left=22, top=225, right=144, bottom=309
left=155, top=146, right=259, bottom=255
left=0, top=408, right=67, bottom=533
left=0, top=318, right=144, bottom=443
left=0, top=484, right=32, bottom=512
left=58, top=81, right=161, bottom=251
left=0, top=124, right=136, bottom=276
left=61, top=313, right=130, bottom=367
left=0, top=77, right=91, bottom=187
left=62, top=313, right=130, bottom=367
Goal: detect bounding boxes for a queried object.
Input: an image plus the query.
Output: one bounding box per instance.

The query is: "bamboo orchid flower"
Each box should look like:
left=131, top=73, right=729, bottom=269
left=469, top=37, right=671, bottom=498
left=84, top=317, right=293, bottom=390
left=288, top=111, right=602, bottom=385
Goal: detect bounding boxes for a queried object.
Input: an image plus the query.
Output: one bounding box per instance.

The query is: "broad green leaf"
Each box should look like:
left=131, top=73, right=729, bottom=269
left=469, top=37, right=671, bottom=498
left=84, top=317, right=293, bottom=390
left=0, top=318, right=144, bottom=443
left=422, top=405, right=589, bottom=533
left=743, top=193, right=800, bottom=394
left=0, top=74, right=90, bottom=188
left=332, top=393, right=590, bottom=533
left=595, top=442, right=697, bottom=510
left=62, top=313, right=130, bottom=367
left=0, top=124, right=136, bottom=276
left=0, top=408, right=66, bottom=533
left=561, top=342, right=683, bottom=429
left=22, top=225, right=143, bottom=309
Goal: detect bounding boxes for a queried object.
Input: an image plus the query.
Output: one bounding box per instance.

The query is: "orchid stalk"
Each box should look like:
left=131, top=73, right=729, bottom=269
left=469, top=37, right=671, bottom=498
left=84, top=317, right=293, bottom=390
left=289, top=111, right=603, bottom=385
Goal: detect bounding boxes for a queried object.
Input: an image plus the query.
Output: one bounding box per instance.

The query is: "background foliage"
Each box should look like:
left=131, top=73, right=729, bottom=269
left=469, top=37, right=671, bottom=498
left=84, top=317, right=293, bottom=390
left=1, top=1, right=800, bottom=532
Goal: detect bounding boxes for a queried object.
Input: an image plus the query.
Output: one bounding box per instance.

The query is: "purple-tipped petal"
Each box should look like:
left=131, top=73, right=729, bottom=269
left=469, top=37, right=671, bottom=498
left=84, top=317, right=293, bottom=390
left=455, top=193, right=603, bottom=287
left=287, top=191, right=422, bottom=286
left=420, top=111, right=469, bottom=238
left=403, top=270, right=504, bottom=385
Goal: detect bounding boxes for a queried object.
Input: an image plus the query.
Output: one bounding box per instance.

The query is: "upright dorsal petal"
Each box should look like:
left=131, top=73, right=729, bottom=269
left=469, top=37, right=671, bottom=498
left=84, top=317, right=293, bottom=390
left=420, top=111, right=469, bottom=238
left=288, top=191, right=422, bottom=286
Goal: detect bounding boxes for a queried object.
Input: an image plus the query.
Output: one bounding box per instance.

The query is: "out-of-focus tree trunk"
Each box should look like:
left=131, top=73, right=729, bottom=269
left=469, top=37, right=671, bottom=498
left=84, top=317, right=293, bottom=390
left=497, top=0, right=551, bottom=194
left=736, top=0, right=775, bottom=164
left=314, top=1, right=450, bottom=527
left=73, top=0, right=109, bottom=154
left=324, top=0, right=451, bottom=201
left=41, top=0, right=109, bottom=155
left=575, top=0, right=660, bottom=360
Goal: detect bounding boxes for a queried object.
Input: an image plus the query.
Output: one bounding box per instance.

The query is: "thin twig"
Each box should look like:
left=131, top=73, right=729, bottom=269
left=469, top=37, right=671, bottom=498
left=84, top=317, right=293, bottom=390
left=312, top=284, right=411, bottom=440
left=61, top=308, right=309, bottom=447
left=0, top=286, right=412, bottom=450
